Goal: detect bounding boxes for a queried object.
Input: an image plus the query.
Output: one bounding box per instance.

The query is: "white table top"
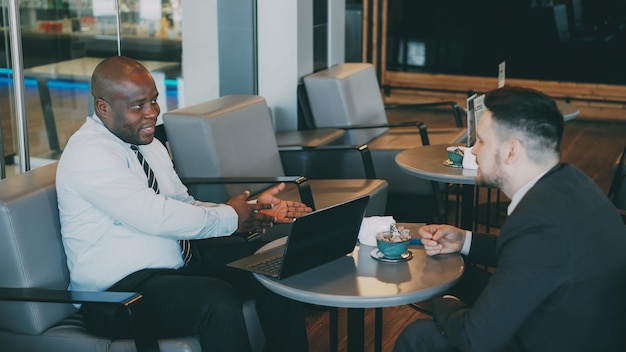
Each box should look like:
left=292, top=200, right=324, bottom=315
left=24, top=57, right=179, bottom=81
left=395, top=144, right=478, bottom=184
left=253, top=227, right=464, bottom=309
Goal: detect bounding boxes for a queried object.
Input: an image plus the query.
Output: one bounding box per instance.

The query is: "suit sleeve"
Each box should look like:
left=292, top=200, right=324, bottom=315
left=430, top=211, right=567, bottom=351
left=466, top=232, right=498, bottom=267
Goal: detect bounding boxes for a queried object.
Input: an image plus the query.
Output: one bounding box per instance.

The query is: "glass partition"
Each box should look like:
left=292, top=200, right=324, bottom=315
left=0, top=0, right=182, bottom=178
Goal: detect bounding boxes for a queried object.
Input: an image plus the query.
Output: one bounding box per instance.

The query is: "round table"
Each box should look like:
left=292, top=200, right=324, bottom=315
left=396, top=144, right=478, bottom=229
left=395, top=144, right=477, bottom=184
left=556, top=100, right=580, bottom=122
left=253, top=230, right=464, bottom=352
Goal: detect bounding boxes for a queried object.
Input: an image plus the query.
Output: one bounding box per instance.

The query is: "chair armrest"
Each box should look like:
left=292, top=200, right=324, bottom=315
left=331, top=121, right=430, bottom=146
left=180, top=176, right=316, bottom=210
left=180, top=176, right=307, bottom=185
left=279, top=144, right=376, bottom=179
left=0, top=288, right=159, bottom=352
left=385, top=101, right=464, bottom=128
left=0, top=287, right=141, bottom=305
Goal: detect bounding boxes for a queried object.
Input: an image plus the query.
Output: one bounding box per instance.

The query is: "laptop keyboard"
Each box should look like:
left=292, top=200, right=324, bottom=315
left=248, top=255, right=282, bottom=275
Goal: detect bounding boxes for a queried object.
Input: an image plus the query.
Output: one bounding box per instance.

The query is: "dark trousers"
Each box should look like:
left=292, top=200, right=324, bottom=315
left=392, top=263, right=492, bottom=352
left=191, top=237, right=309, bottom=352
left=393, top=319, right=460, bottom=352
left=81, top=237, right=309, bottom=352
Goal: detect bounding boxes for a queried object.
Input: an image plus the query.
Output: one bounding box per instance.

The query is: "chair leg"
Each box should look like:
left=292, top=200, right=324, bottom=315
left=375, top=308, right=383, bottom=352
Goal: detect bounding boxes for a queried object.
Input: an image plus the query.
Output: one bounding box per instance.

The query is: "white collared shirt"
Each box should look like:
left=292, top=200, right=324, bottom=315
left=460, top=168, right=551, bottom=255
left=57, top=114, right=238, bottom=291
left=506, top=169, right=550, bottom=215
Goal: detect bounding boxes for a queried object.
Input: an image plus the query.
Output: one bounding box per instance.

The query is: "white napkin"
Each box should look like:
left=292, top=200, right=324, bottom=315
left=463, top=146, right=478, bottom=169
left=358, top=216, right=396, bottom=247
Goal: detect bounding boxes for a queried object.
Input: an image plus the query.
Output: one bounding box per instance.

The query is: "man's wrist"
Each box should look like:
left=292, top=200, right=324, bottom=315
left=460, top=231, right=472, bottom=255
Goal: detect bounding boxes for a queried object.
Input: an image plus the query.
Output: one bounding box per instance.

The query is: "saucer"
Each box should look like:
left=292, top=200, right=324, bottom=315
left=370, top=249, right=413, bottom=263
left=442, top=159, right=463, bottom=168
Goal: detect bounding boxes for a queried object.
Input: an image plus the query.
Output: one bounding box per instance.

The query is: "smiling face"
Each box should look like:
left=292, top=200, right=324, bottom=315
left=92, top=57, right=161, bottom=146
left=95, top=72, right=160, bottom=145
left=472, top=110, right=506, bottom=189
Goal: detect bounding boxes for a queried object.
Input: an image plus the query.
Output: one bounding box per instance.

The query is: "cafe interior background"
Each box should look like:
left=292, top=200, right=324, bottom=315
left=1, top=0, right=625, bottom=178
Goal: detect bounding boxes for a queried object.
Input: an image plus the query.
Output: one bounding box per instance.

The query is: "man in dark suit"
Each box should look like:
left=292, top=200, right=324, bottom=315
left=393, top=86, right=626, bottom=351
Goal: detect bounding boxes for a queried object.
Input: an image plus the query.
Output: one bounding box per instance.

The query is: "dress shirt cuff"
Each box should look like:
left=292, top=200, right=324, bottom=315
left=203, top=204, right=239, bottom=236
left=460, top=231, right=472, bottom=256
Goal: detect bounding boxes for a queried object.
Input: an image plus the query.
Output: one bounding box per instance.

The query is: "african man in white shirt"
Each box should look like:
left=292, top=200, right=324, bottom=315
left=57, top=56, right=312, bottom=352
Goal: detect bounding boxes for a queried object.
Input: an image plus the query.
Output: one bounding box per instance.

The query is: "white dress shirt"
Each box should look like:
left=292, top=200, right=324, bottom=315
left=460, top=169, right=551, bottom=255
left=57, top=114, right=238, bottom=291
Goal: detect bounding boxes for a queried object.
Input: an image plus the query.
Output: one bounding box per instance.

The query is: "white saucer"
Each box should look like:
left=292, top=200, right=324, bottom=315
left=370, top=249, right=413, bottom=263
left=442, top=159, right=463, bottom=168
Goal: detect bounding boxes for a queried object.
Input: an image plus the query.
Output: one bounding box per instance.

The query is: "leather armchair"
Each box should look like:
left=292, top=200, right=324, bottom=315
left=0, top=163, right=264, bottom=352
left=162, top=95, right=389, bottom=221
left=299, top=63, right=467, bottom=222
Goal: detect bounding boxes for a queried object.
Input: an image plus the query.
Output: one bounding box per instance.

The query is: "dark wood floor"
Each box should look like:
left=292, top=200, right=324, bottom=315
left=303, top=111, right=626, bottom=352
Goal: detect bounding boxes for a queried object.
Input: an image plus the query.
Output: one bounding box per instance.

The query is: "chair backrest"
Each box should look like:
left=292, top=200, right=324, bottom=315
left=162, top=95, right=285, bottom=202
left=0, top=163, right=76, bottom=335
left=303, top=63, right=389, bottom=145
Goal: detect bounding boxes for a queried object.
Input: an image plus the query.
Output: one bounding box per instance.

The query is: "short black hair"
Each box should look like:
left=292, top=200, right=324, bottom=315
left=484, top=86, right=564, bottom=160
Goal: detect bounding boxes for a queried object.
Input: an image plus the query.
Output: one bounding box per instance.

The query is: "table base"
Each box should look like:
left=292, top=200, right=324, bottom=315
left=329, top=307, right=384, bottom=352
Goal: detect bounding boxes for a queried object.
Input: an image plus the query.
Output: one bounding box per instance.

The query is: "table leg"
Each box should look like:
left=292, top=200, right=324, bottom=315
left=347, top=308, right=365, bottom=352
left=460, top=184, right=475, bottom=230
left=36, top=78, right=61, bottom=152
left=484, top=187, right=492, bottom=232
left=329, top=307, right=338, bottom=352
left=375, top=307, right=383, bottom=352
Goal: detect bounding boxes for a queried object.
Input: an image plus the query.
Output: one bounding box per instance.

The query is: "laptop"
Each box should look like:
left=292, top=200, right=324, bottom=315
left=227, top=195, right=369, bottom=280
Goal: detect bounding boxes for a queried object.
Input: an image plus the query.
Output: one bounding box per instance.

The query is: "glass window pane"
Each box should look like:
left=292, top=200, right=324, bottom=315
left=19, top=0, right=94, bottom=172
left=0, top=0, right=182, bottom=178
left=118, top=0, right=182, bottom=114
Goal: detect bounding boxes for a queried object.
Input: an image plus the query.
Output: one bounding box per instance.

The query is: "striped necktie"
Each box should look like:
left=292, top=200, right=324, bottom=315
left=130, top=145, right=159, bottom=193
left=131, top=145, right=192, bottom=265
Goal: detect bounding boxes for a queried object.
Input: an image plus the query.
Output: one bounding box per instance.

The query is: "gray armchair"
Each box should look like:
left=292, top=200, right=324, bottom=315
left=162, top=95, right=389, bottom=220
left=0, top=163, right=263, bottom=352
left=299, top=63, right=467, bottom=222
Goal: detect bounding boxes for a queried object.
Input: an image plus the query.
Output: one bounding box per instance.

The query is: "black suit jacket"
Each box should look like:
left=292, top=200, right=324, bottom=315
left=432, top=164, right=626, bottom=351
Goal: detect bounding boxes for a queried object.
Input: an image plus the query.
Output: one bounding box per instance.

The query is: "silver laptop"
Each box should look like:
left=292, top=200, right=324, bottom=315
left=227, top=196, right=369, bottom=280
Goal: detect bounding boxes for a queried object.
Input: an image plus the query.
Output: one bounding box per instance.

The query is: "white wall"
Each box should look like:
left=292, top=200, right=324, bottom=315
left=329, top=0, right=345, bottom=66
left=181, top=0, right=346, bottom=131
left=257, top=0, right=313, bottom=131
left=181, top=0, right=220, bottom=107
